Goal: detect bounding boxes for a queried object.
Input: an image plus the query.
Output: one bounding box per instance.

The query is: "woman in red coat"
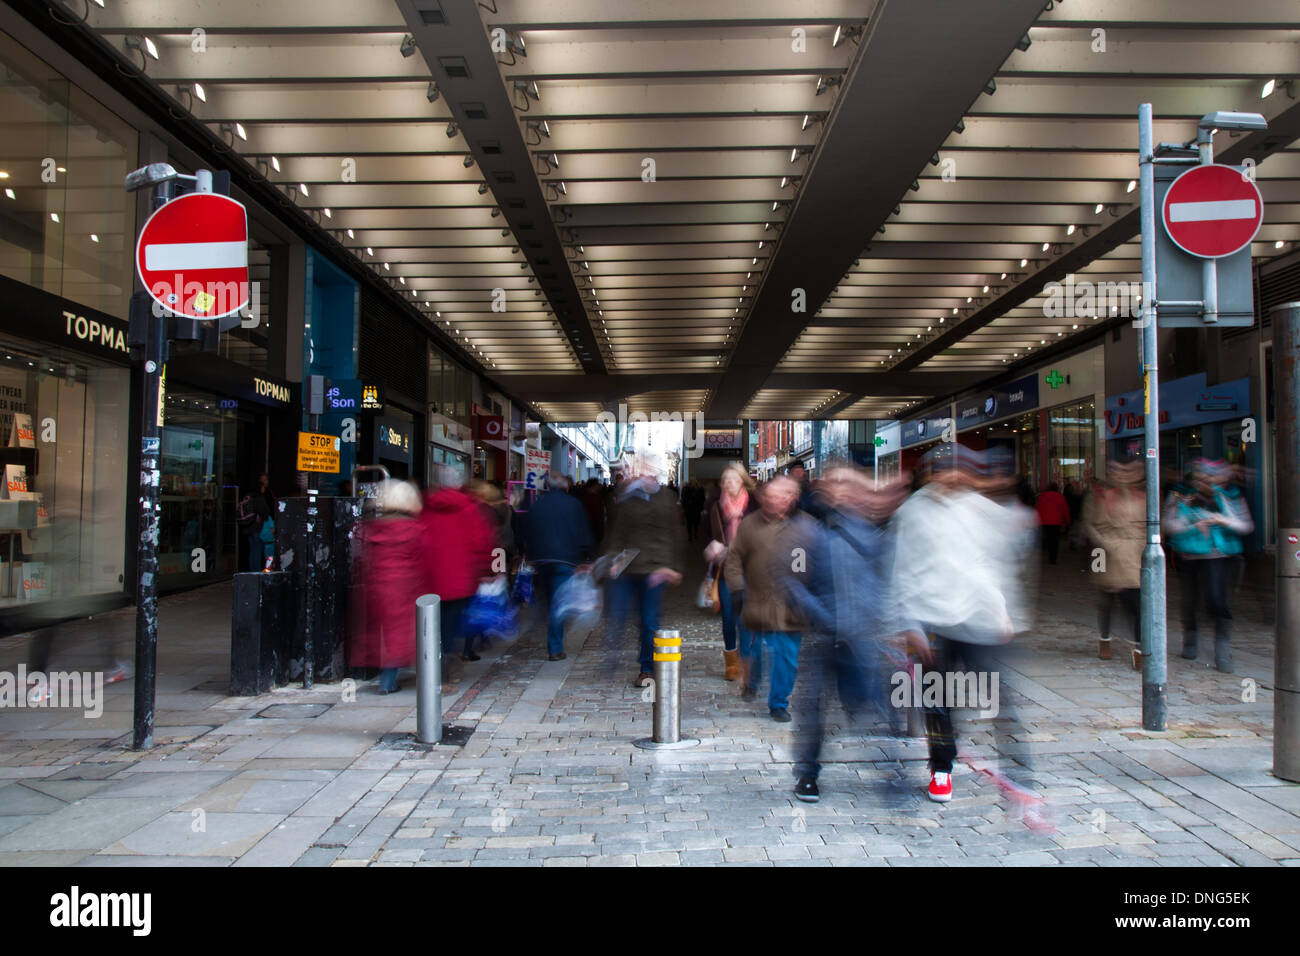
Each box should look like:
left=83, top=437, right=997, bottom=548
left=421, top=467, right=497, bottom=683
left=350, top=481, right=426, bottom=693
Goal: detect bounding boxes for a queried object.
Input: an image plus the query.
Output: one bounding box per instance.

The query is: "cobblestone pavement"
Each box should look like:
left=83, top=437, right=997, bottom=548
left=0, top=548, right=1295, bottom=867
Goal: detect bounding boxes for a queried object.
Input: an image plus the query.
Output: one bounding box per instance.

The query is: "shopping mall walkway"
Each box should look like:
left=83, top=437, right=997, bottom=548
left=0, top=549, right=1294, bottom=867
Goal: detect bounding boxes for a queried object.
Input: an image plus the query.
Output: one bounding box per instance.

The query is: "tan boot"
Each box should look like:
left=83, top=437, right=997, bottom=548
left=1098, top=639, right=1111, bottom=660
left=723, top=649, right=740, bottom=681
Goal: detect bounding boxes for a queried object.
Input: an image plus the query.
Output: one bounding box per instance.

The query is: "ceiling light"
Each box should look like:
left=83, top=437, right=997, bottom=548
left=1072, top=323, right=1078, bottom=329
left=347, top=228, right=355, bottom=238
left=399, top=276, right=406, bottom=284
left=1126, top=180, right=1136, bottom=193
left=298, top=182, right=309, bottom=196
left=982, top=285, right=989, bottom=293
left=779, top=176, right=789, bottom=189
left=50, top=213, right=59, bottom=223
left=951, top=307, right=957, bottom=314
left=323, top=208, right=331, bottom=218
left=1000, top=272, right=1007, bottom=280
left=966, top=297, right=972, bottom=303
left=1094, top=203, right=1103, bottom=214
left=477, top=183, right=489, bottom=195
left=383, top=262, right=390, bottom=270
left=1041, top=242, right=1050, bottom=251
left=4, top=189, right=14, bottom=200
left=1020, top=258, right=1028, bottom=267
left=938, top=317, right=944, bottom=324
left=1066, top=224, right=1076, bottom=236
left=90, top=234, right=99, bottom=243
left=815, top=75, right=841, bottom=96
left=366, top=247, right=373, bottom=256
left=270, top=156, right=280, bottom=173
left=400, top=34, right=417, bottom=58
left=1263, top=78, right=1276, bottom=98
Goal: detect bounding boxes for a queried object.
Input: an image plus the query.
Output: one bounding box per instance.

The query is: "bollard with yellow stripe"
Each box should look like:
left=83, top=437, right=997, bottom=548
left=634, top=628, right=699, bottom=750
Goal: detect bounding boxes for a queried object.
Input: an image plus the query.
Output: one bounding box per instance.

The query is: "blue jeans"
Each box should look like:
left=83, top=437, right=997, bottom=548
left=607, top=573, right=665, bottom=672
left=717, top=575, right=750, bottom=653
left=536, top=563, right=575, bottom=655
left=750, top=631, right=801, bottom=711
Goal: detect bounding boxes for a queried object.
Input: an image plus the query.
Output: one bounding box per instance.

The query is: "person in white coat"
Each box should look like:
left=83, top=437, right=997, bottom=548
left=890, top=444, right=1042, bottom=818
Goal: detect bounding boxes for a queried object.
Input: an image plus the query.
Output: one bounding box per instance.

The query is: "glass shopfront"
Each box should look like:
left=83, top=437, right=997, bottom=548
left=1047, top=398, right=1096, bottom=489
left=0, top=331, right=128, bottom=610
left=0, top=31, right=137, bottom=320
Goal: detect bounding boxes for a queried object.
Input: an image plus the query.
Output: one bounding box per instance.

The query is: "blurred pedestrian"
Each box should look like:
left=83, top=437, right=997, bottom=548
left=237, top=472, right=275, bottom=572
left=723, top=474, right=816, bottom=721
left=526, top=472, right=595, bottom=661
left=603, top=459, right=686, bottom=686
left=782, top=467, right=908, bottom=802
left=582, top=477, right=607, bottom=544
left=421, top=466, right=497, bottom=683
left=890, top=446, right=1043, bottom=813
left=1162, top=459, right=1253, bottom=672
left=703, top=464, right=758, bottom=681
left=1035, top=482, right=1070, bottom=565
left=350, top=480, right=425, bottom=694
left=1080, top=459, right=1144, bottom=662
left=682, top=479, right=705, bottom=542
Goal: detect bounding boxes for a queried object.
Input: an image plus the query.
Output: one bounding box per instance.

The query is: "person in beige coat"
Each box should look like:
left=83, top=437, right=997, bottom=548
left=1079, top=459, right=1145, bottom=663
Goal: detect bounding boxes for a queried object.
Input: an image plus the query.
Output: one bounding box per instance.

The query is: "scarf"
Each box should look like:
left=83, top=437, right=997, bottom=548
left=720, top=489, right=748, bottom=543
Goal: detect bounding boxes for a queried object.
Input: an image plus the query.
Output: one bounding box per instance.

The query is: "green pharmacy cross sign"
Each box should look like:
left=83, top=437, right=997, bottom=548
left=873, top=434, right=885, bottom=447
left=1045, top=369, right=1066, bottom=390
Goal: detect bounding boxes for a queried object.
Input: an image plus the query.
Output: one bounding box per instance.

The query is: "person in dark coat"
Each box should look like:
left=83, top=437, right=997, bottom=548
left=237, top=472, right=275, bottom=572
left=350, top=480, right=426, bottom=694
left=526, top=473, right=595, bottom=660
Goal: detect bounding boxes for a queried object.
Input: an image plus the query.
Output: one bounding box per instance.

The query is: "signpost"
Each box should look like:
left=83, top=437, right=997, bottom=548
left=136, top=191, right=249, bottom=320
left=124, top=164, right=244, bottom=750
left=297, top=432, right=342, bottom=474
left=1136, top=105, right=1267, bottom=732
left=1161, top=164, right=1263, bottom=260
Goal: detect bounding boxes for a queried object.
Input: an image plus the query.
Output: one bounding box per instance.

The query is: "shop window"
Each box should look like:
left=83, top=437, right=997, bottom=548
left=0, top=334, right=128, bottom=606
left=1047, top=399, right=1096, bottom=490
left=0, top=32, right=137, bottom=319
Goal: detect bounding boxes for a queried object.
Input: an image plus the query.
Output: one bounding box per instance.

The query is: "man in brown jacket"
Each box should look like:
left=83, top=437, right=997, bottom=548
left=724, top=475, right=817, bottom=721
left=603, top=466, right=686, bottom=684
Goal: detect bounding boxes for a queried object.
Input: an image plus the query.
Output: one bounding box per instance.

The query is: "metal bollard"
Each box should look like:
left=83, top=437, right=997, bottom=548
left=634, top=629, right=699, bottom=750
left=415, top=594, right=442, bottom=745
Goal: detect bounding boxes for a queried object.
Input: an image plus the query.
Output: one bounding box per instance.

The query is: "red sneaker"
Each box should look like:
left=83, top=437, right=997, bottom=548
left=928, top=771, right=953, bottom=802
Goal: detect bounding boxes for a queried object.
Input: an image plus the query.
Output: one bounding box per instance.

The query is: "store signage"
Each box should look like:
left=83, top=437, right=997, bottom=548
left=1045, top=369, right=1066, bottom=390
left=703, top=428, right=743, bottom=450
left=361, top=383, right=383, bottom=411
left=873, top=421, right=901, bottom=457
left=901, top=413, right=953, bottom=448
left=474, top=414, right=505, bottom=440
left=375, top=417, right=412, bottom=463
left=296, top=431, right=341, bottom=473
left=1104, top=373, right=1249, bottom=438
left=64, top=310, right=128, bottom=354
left=955, top=374, right=1039, bottom=431
left=136, top=191, right=250, bottom=319
left=525, top=448, right=551, bottom=490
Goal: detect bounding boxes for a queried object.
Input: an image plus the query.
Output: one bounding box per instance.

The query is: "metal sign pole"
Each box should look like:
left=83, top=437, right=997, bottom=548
left=1272, top=301, right=1300, bottom=782
left=129, top=179, right=173, bottom=751
left=1137, top=103, right=1168, bottom=731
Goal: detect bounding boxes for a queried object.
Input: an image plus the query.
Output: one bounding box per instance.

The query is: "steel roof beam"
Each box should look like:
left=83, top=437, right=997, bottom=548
left=707, top=0, right=1048, bottom=419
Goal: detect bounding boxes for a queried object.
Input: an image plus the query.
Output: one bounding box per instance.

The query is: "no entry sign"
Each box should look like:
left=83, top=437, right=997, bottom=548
left=135, top=191, right=250, bottom=319
left=1161, top=164, right=1263, bottom=259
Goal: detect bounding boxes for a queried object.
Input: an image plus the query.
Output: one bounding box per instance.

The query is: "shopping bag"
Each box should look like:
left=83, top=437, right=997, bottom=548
left=554, top=569, right=602, bottom=632
left=463, top=575, right=519, bottom=640
left=512, top=561, right=535, bottom=605
left=695, top=567, right=720, bottom=613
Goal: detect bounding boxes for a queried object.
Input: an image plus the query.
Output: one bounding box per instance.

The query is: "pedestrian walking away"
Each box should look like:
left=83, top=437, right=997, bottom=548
left=526, top=472, right=595, bottom=660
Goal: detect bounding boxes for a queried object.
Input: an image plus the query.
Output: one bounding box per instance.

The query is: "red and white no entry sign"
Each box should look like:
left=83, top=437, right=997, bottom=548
left=1161, top=164, right=1263, bottom=259
left=135, top=191, right=249, bottom=319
